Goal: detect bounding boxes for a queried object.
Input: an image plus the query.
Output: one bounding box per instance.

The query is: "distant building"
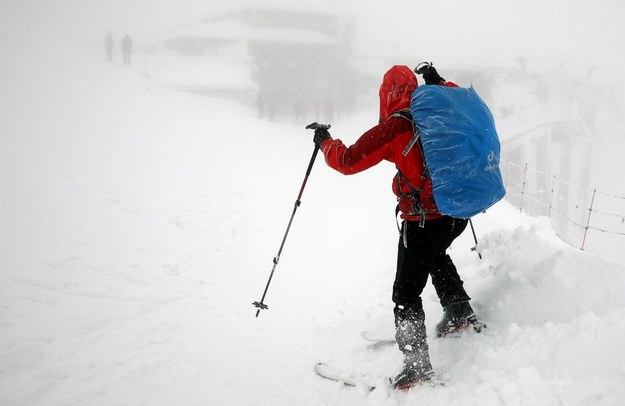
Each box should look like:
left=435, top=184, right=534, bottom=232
left=149, top=7, right=367, bottom=122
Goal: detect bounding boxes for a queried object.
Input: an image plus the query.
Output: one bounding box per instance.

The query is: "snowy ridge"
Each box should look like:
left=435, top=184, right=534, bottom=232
left=2, top=8, right=625, bottom=406
left=308, top=209, right=625, bottom=405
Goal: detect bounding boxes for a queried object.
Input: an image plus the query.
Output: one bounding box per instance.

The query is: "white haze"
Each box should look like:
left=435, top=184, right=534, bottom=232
left=2, top=1, right=625, bottom=405
left=7, top=0, right=625, bottom=142
left=8, top=0, right=625, bottom=66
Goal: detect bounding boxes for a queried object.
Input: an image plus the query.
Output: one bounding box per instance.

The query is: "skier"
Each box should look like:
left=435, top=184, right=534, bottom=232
left=104, top=31, right=113, bottom=62
left=311, top=64, right=484, bottom=389
left=121, top=34, right=133, bottom=65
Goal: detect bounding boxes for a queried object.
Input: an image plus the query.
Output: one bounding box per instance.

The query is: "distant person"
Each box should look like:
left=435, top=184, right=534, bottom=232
left=121, top=34, right=133, bottom=65
left=104, top=31, right=113, bottom=62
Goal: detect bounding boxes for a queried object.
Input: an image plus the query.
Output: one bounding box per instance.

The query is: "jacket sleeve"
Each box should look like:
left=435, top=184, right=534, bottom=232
left=441, top=81, right=459, bottom=88
left=320, top=119, right=406, bottom=175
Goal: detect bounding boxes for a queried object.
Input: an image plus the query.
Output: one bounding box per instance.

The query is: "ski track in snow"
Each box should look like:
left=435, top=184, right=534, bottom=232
left=2, top=8, right=625, bottom=406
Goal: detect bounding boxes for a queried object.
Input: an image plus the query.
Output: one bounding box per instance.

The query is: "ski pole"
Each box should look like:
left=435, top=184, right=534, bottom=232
left=469, top=218, right=482, bottom=259
left=253, top=123, right=330, bottom=318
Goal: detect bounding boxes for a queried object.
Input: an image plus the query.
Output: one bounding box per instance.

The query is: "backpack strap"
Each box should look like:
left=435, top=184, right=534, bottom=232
left=390, top=110, right=429, bottom=179
left=396, top=169, right=427, bottom=228
left=390, top=109, right=421, bottom=157
left=390, top=109, right=429, bottom=229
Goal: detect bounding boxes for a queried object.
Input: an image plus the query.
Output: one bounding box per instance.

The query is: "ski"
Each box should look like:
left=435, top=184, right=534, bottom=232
left=360, top=331, right=395, bottom=346
left=315, top=362, right=447, bottom=391
left=314, top=362, right=377, bottom=391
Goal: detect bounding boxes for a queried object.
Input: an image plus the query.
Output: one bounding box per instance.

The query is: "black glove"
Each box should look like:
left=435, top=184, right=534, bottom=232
left=313, top=128, right=332, bottom=148
left=306, top=122, right=332, bottom=148
left=423, top=67, right=444, bottom=85
left=415, top=62, right=445, bottom=85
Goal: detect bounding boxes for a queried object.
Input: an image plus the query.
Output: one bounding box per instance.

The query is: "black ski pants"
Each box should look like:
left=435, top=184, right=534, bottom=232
left=393, top=216, right=471, bottom=308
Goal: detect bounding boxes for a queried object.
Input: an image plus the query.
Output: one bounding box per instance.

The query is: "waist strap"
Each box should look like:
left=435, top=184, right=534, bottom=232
left=396, top=169, right=427, bottom=228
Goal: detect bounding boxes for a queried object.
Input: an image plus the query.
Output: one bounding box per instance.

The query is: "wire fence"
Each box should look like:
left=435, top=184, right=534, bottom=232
left=503, top=161, right=625, bottom=254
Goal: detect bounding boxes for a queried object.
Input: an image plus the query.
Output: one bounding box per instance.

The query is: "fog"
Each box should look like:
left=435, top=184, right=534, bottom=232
left=4, top=2, right=625, bottom=404
left=2, top=0, right=625, bottom=252
left=0, top=0, right=625, bottom=238
left=6, top=0, right=625, bottom=113
left=7, top=0, right=625, bottom=68
left=6, top=0, right=625, bottom=93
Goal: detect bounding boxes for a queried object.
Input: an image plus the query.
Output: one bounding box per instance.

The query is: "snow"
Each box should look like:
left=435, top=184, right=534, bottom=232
left=2, top=7, right=625, bottom=406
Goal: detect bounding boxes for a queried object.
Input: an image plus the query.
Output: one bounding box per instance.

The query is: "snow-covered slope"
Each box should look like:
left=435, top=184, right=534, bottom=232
left=2, top=10, right=625, bottom=406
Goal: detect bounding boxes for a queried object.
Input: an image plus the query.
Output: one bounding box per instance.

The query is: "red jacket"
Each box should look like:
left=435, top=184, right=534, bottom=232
left=320, top=65, right=458, bottom=221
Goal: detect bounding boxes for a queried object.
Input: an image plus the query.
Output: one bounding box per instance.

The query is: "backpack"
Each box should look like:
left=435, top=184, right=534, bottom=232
left=400, top=85, right=505, bottom=219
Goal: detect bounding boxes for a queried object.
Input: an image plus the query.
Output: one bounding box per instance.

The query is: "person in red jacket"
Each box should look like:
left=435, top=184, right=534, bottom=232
left=311, top=64, right=484, bottom=389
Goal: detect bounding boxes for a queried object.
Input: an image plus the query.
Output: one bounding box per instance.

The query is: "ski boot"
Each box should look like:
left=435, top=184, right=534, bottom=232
left=391, top=304, right=434, bottom=389
left=392, top=357, right=434, bottom=390
left=435, top=301, right=486, bottom=337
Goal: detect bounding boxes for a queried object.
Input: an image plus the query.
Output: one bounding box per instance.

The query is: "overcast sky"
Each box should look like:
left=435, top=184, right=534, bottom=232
left=3, top=0, right=625, bottom=74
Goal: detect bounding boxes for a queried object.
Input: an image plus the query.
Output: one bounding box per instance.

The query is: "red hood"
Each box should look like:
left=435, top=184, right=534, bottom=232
left=378, top=65, right=418, bottom=123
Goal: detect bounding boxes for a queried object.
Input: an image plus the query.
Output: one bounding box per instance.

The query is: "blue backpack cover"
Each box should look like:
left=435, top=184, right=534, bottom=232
left=409, top=85, right=505, bottom=218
